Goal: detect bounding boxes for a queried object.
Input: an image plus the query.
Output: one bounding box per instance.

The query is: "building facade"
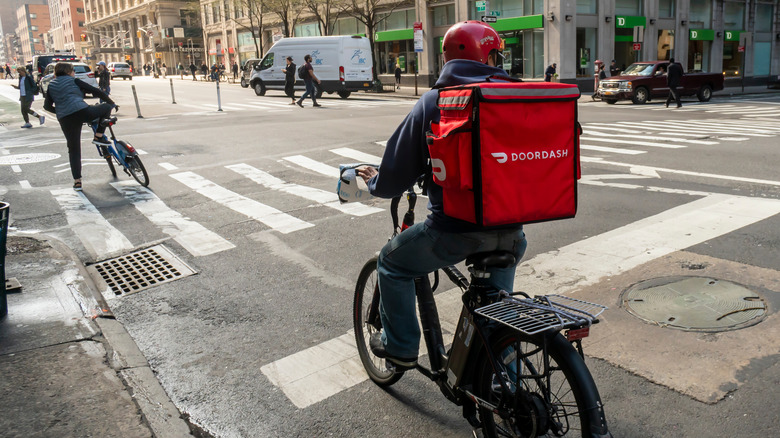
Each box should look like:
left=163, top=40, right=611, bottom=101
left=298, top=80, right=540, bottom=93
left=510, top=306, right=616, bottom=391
left=200, top=0, right=779, bottom=88
left=16, top=3, right=51, bottom=62
left=83, top=0, right=203, bottom=69
left=60, top=0, right=88, bottom=56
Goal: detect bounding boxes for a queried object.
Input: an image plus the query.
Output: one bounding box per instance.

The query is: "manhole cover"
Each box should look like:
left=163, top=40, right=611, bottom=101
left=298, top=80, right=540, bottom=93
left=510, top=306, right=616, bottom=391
left=87, top=245, right=196, bottom=296
left=621, top=276, right=766, bottom=332
left=0, top=153, right=61, bottom=165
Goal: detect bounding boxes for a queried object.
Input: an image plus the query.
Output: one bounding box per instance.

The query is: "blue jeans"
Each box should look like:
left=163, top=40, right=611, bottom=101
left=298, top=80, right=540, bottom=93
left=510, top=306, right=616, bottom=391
left=376, top=223, right=527, bottom=358
left=298, top=79, right=317, bottom=104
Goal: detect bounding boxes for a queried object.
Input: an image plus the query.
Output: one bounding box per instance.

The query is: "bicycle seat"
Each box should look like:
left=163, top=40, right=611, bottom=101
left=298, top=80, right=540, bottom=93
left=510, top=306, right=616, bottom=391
left=465, top=251, right=516, bottom=270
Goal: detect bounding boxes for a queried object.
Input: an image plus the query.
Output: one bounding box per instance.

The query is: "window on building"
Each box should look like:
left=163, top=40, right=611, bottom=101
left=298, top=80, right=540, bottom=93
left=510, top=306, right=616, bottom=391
left=659, top=0, right=674, bottom=18
left=77, top=8, right=84, bottom=13
left=755, top=3, right=774, bottom=32
left=30, top=13, right=37, bottom=19
left=577, top=0, right=597, bottom=14
left=689, top=0, right=711, bottom=28
left=723, top=1, right=745, bottom=30
left=334, top=17, right=360, bottom=35
left=78, top=21, right=84, bottom=27
left=213, top=4, right=221, bottom=22
left=433, top=4, right=456, bottom=27
left=294, top=22, right=321, bottom=37
left=615, top=0, right=642, bottom=16
left=378, top=10, right=412, bottom=31
left=576, top=27, right=597, bottom=77
left=31, top=26, right=38, bottom=31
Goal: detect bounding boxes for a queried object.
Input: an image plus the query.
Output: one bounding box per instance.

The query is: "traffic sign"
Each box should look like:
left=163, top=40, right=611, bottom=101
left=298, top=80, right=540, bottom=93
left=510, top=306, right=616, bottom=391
left=738, top=46, right=745, bottom=52
left=476, top=1, right=486, bottom=12
left=482, top=15, right=498, bottom=23
left=100, top=37, right=107, bottom=46
left=633, top=43, right=642, bottom=50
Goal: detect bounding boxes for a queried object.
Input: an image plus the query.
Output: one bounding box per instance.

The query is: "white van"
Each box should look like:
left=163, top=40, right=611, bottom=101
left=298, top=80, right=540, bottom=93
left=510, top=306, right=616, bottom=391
left=249, top=35, right=373, bottom=99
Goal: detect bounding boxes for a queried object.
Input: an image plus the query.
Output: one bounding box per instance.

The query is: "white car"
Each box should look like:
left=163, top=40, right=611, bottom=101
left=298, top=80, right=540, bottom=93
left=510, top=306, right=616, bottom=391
left=40, top=62, right=100, bottom=98
left=107, top=62, right=133, bottom=80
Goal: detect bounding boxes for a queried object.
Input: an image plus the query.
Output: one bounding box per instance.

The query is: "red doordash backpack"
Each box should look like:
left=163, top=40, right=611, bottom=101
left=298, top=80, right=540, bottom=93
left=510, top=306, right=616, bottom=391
left=426, top=80, right=581, bottom=227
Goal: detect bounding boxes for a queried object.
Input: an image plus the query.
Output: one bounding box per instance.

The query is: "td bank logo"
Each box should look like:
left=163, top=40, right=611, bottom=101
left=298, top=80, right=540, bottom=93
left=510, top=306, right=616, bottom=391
left=617, top=17, right=626, bottom=26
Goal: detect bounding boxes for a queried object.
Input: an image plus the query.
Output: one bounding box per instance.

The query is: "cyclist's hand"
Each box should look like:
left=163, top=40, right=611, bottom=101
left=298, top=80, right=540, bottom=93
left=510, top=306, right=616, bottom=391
left=113, top=105, right=120, bottom=113
left=356, top=166, right=378, bottom=183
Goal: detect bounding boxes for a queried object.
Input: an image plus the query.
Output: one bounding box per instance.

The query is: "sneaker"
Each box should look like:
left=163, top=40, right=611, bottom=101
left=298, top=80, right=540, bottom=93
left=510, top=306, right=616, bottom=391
left=289, top=101, right=296, bottom=105
left=92, top=137, right=111, bottom=146
left=296, top=101, right=304, bottom=108
left=313, top=103, right=321, bottom=107
left=20, top=123, right=32, bottom=128
left=73, top=181, right=82, bottom=191
left=38, top=115, right=45, bottom=125
left=369, top=333, right=417, bottom=370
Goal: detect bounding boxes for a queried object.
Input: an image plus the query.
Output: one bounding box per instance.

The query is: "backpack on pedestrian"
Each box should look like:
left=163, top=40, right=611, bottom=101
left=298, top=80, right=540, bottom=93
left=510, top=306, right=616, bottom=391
left=425, top=79, right=582, bottom=227
left=297, top=64, right=309, bottom=80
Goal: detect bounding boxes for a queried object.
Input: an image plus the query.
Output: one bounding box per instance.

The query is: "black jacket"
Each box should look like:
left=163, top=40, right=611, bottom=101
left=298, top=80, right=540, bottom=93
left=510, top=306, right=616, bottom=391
left=667, top=62, right=683, bottom=87
left=97, top=68, right=110, bottom=89
left=284, top=62, right=296, bottom=85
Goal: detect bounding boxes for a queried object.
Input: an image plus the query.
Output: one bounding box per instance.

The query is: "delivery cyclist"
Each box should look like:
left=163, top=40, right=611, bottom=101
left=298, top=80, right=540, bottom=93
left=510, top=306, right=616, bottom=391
left=356, top=21, right=527, bottom=370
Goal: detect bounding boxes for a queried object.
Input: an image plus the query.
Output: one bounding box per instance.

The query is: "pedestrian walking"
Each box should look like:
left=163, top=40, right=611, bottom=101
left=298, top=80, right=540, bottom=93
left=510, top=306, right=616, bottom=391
left=544, top=62, right=557, bottom=82
left=10, top=67, right=44, bottom=129
left=232, top=61, right=239, bottom=82
left=394, top=64, right=402, bottom=89
left=43, top=62, right=116, bottom=191
left=282, top=56, right=297, bottom=104
left=96, top=61, right=111, bottom=103
left=665, top=58, right=683, bottom=108
left=4, top=64, right=13, bottom=79
left=609, top=59, right=620, bottom=77
left=296, top=54, right=321, bottom=108
left=592, top=60, right=606, bottom=99
left=178, top=62, right=184, bottom=79
left=189, top=62, right=197, bottom=81
left=201, top=63, right=208, bottom=81
left=161, top=63, right=167, bottom=78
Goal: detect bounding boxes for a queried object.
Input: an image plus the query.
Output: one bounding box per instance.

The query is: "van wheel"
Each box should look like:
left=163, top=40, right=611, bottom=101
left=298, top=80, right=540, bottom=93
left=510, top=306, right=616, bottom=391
left=338, top=91, right=351, bottom=99
left=240, top=77, right=248, bottom=88
left=254, top=82, right=266, bottom=96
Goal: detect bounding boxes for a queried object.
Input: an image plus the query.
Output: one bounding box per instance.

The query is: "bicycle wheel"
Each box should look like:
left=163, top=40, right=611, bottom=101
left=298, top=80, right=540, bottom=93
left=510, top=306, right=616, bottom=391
left=475, top=328, right=607, bottom=437
left=126, top=154, right=149, bottom=187
left=353, top=257, right=404, bottom=386
left=102, top=146, right=116, bottom=177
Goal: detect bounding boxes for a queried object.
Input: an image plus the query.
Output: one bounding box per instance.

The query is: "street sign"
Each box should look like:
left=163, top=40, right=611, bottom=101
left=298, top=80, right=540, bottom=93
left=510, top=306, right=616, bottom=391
left=100, top=37, right=107, bottom=46
left=413, top=22, right=423, bottom=53
left=633, top=26, right=644, bottom=43
left=738, top=46, right=745, bottom=52
left=633, top=43, right=642, bottom=50
left=482, top=16, right=498, bottom=23
left=476, top=1, right=486, bottom=12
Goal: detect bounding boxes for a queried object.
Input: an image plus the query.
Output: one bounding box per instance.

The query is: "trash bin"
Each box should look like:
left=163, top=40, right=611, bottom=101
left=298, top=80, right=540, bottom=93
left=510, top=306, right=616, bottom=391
left=0, top=202, right=8, bottom=318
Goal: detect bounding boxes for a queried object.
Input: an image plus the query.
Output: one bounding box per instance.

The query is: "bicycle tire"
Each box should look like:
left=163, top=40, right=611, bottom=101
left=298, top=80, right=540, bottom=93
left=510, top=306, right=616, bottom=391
left=127, top=154, right=150, bottom=187
left=353, top=257, right=404, bottom=386
left=103, top=147, right=116, bottom=177
left=475, top=328, right=608, bottom=438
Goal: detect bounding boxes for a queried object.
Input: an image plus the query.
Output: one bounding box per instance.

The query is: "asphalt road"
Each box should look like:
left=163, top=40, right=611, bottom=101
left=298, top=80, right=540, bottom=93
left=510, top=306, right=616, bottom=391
left=1, top=76, right=779, bottom=437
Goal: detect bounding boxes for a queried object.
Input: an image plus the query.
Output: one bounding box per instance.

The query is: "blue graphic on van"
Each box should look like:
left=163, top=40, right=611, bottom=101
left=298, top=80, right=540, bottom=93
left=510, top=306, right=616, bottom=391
left=311, top=50, right=323, bottom=65
left=351, top=50, right=367, bottom=65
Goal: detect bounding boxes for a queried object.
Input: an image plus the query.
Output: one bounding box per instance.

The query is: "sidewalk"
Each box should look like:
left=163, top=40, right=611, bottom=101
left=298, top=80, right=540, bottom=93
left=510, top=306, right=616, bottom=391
left=0, top=234, right=192, bottom=437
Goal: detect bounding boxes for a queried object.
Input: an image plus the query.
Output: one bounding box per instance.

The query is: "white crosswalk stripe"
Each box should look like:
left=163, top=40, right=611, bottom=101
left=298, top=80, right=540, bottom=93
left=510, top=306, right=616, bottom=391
left=330, top=147, right=382, bottom=163
left=170, top=171, right=314, bottom=234
left=283, top=155, right=339, bottom=178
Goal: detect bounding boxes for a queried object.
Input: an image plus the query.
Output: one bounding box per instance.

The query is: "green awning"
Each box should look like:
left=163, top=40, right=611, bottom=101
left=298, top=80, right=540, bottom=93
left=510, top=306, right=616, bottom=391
left=724, top=30, right=743, bottom=42
left=375, top=28, right=413, bottom=42
left=689, top=29, right=714, bottom=41
left=491, top=14, right=544, bottom=32
left=615, top=16, right=646, bottom=28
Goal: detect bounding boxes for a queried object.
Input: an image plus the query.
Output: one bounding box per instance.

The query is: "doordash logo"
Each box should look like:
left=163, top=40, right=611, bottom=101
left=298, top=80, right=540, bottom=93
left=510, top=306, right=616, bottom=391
left=491, top=149, right=569, bottom=163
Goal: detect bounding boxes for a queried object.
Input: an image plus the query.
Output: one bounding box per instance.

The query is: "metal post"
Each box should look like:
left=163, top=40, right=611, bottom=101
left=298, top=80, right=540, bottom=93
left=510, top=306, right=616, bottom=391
left=170, top=78, right=176, bottom=104
left=131, top=85, right=143, bottom=118
left=216, top=79, right=223, bottom=111
left=414, top=54, right=418, bottom=97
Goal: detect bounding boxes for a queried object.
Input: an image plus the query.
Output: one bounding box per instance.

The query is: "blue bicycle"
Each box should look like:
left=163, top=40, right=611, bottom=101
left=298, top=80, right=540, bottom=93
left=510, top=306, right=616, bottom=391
left=90, top=113, right=149, bottom=187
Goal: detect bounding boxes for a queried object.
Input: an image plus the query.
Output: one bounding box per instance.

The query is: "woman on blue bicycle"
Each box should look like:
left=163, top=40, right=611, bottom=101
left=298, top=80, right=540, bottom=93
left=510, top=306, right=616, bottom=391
left=43, top=62, right=116, bottom=191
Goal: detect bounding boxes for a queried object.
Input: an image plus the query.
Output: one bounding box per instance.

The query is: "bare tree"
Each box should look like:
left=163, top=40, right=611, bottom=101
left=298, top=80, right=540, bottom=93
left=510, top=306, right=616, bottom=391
left=336, top=0, right=413, bottom=80
left=302, top=0, right=340, bottom=36
left=230, top=0, right=265, bottom=58
left=265, top=0, right=304, bottom=38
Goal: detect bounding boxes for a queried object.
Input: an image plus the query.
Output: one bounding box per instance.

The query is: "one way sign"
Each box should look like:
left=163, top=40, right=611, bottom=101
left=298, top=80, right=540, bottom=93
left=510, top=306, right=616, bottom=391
left=481, top=15, right=497, bottom=23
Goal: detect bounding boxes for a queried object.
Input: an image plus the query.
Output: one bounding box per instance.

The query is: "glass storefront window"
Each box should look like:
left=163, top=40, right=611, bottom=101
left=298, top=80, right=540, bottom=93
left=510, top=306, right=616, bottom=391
left=754, top=42, right=771, bottom=76
left=755, top=3, right=774, bottom=32
left=294, top=23, right=321, bottom=37
left=614, top=28, right=637, bottom=72
left=467, top=0, right=542, bottom=20
left=687, top=40, right=710, bottom=72
left=577, top=0, right=597, bottom=14
left=615, top=0, right=642, bottom=16
left=378, top=40, right=414, bottom=75
left=433, top=4, right=456, bottom=27
left=723, top=1, right=745, bottom=31
left=378, top=9, right=415, bottom=31
left=576, top=27, right=597, bottom=77
left=657, top=30, right=674, bottom=60
left=659, top=0, right=674, bottom=18
left=334, top=17, right=360, bottom=35
left=722, top=42, right=741, bottom=76
left=689, top=0, right=711, bottom=28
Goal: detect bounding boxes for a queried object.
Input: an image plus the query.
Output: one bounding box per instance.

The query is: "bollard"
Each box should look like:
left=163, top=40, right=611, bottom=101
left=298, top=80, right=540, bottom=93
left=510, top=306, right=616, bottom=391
left=216, top=79, right=223, bottom=111
left=0, top=202, right=9, bottom=318
left=170, top=78, right=177, bottom=104
left=131, top=85, right=144, bottom=118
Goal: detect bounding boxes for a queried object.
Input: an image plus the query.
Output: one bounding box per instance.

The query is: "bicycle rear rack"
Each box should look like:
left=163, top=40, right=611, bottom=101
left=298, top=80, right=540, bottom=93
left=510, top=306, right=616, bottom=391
left=474, top=295, right=607, bottom=336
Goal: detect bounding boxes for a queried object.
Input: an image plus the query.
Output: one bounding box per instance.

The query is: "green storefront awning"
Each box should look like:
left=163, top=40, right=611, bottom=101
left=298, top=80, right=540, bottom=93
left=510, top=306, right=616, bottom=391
left=689, top=29, right=715, bottom=41
left=375, top=28, right=413, bottom=42
left=491, top=14, right=544, bottom=32
left=615, top=16, right=646, bottom=28
left=724, top=30, right=743, bottom=41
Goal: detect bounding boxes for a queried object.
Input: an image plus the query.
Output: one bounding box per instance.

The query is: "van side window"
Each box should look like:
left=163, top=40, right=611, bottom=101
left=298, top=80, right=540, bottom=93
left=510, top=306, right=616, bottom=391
left=260, top=53, right=274, bottom=70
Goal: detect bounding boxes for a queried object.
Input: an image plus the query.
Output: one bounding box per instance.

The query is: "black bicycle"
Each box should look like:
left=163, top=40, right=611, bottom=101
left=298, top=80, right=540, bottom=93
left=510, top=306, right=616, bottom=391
left=90, top=111, right=149, bottom=187
left=353, top=188, right=612, bottom=437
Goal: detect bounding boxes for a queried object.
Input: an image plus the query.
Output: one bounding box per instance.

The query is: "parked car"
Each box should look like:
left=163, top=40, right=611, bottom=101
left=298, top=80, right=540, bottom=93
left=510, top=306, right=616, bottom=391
left=107, top=62, right=133, bottom=80
left=40, top=62, right=99, bottom=98
left=31, top=51, right=79, bottom=82
left=240, top=58, right=261, bottom=88
left=249, top=35, right=374, bottom=99
left=596, top=61, right=724, bottom=104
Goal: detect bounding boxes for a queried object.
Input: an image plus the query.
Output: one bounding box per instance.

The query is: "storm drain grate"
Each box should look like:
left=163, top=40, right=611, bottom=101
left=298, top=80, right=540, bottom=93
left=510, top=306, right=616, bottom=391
left=88, top=245, right=196, bottom=296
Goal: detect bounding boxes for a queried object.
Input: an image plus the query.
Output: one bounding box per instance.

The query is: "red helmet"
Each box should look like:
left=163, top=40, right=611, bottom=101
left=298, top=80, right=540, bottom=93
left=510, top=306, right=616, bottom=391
left=442, top=21, right=503, bottom=64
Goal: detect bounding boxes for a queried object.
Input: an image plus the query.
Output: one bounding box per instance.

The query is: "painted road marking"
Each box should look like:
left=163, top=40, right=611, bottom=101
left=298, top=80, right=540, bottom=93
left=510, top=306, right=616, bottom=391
left=159, top=162, right=178, bottom=171
left=584, top=130, right=719, bottom=145
left=19, top=180, right=31, bottom=189
left=283, top=155, right=339, bottom=178
left=330, top=147, right=382, bottom=163
left=260, top=194, right=780, bottom=408
left=580, top=145, right=646, bottom=155
left=111, top=181, right=235, bottom=257
left=226, top=163, right=382, bottom=217
left=51, top=188, right=134, bottom=260
left=578, top=137, right=685, bottom=149
left=170, top=171, right=313, bottom=234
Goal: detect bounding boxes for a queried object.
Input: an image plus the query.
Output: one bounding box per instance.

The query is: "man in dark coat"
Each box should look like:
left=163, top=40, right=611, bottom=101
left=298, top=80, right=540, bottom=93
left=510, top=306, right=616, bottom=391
left=666, top=58, right=683, bottom=108
left=189, top=62, right=197, bottom=80
left=544, top=62, right=557, bottom=82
